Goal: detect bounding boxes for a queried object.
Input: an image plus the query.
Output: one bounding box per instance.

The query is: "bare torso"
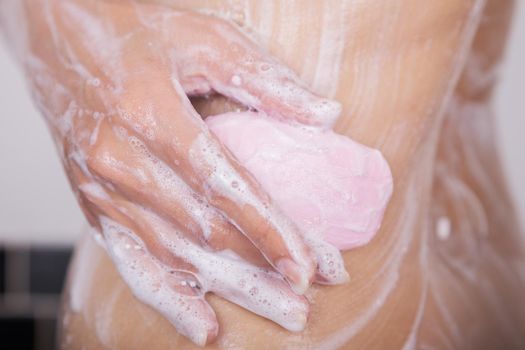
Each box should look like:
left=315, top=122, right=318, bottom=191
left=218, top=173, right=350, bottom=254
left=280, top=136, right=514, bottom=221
left=59, top=1, right=525, bottom=349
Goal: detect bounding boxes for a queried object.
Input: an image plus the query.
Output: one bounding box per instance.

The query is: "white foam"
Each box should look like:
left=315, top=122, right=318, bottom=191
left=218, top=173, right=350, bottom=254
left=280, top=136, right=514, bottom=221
left=101, top=217, right=217, bottom=346
left=101, top=212, right=309, bottom=338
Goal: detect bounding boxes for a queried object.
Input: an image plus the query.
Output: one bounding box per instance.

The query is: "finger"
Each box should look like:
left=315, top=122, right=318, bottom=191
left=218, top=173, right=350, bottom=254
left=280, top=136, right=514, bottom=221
left=305, top=234, right=350, bottom=284
left=170, top=13, right=342, bottom=128
left=69, top=159, right=198, bottom=272
left=101, top=219, right=219, bottom=346
left=136, top=208, right=310, bottom=332
left=191, top=55, right=342, bottom=129
left=83, top=120, right=267, bottom=266
left=203, top=256, right=310, bottom=332
left=78, top=173, right=311, bottom=332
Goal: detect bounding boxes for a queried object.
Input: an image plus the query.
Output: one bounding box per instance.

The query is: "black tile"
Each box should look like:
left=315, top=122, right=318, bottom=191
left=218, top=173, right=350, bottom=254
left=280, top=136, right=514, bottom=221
left=35, top=317, right=57, bottom=350
left=29, top=248, right=72, bottom=295
left=0, top=317, right=35, bottom=349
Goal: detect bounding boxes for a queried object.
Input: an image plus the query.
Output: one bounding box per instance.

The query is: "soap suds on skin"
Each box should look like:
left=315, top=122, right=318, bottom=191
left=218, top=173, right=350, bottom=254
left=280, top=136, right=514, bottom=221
left=101, top=212, right=310, bottom=343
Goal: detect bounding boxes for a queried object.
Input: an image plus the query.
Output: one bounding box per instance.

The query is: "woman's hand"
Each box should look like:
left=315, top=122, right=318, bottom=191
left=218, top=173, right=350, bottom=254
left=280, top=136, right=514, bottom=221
left=8, top=0, right=347, bottom=344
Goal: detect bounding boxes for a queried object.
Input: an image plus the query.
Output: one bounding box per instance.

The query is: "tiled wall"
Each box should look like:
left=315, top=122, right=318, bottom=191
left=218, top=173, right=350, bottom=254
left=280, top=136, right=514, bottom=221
left=0, top=246, right=72, bottom=349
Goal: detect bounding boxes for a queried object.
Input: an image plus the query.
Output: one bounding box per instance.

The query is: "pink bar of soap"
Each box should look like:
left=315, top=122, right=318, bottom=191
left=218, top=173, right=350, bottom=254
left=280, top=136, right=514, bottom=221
left=206, top=112, right=393, bottom=251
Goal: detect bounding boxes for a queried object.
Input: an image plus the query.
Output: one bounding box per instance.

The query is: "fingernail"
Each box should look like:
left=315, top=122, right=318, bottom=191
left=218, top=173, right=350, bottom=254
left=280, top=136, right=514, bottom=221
left=187, top=322, right=218, bottom=347
left=310, top=239, right=350, bottom=285
left=340, top=269, right=351, bottom=284
left=327, top=264, right=350, bottom=285
left=276, top=258, right=311, bottom=295
left=189, top=329, right=208, bottom=347
left=285, top=308, right=308, bottom=332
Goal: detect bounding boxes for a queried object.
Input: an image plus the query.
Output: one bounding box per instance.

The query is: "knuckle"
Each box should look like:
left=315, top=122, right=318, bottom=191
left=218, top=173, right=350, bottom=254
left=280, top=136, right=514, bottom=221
left=85, top=139, right=114, bottom=178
